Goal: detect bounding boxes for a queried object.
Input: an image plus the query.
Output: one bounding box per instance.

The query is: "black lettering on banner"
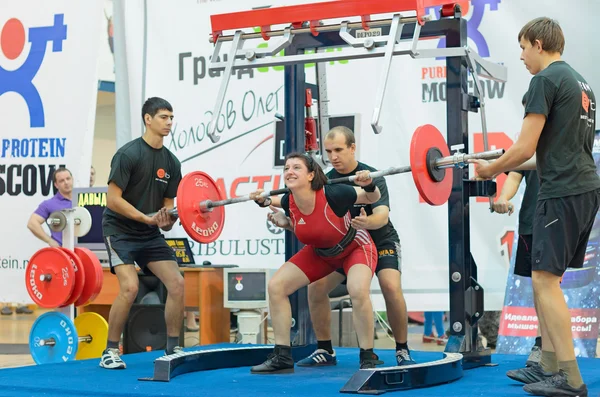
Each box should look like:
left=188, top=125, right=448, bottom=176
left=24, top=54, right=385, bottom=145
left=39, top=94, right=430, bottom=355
left=178, top=52, right=255, bottom=85
left=165, top=85, right=283, bottom=152
left=242, top=90, right=256, bottom=121
left=179, top=52, right=191, bottom=80
left=0, top=164, right=65, bottom=197
left=188, top=238, right=285, bottom=257
left=194, top=56, right=206, bottom=84
left=422, top=80, right=506, bottom=103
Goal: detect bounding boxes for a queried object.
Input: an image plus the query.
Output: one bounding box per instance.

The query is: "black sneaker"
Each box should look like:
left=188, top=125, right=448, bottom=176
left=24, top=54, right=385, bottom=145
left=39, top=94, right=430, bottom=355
left=251, top=349, right=294, bottom=374
left=359, top=351, right=384, bottom=369
left=507, top=362, right=555, bottom=384
left=523, top=370, right=588, bottom=397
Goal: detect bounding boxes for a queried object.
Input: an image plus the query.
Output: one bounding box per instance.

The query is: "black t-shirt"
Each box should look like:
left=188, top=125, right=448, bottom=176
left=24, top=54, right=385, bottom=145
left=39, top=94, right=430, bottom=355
left=102, top=137, right=182, bottom=238
left=280, top=184, right=356, bottom=218
left=524, top=61, right=600, bottom=199
left=326, top=162, right=400, bottom=247
left=516, top=170, right=539, bottom=235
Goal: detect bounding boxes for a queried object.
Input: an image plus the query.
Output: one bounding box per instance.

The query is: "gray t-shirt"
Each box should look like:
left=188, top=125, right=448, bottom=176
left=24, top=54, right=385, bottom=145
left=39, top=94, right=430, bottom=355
left=524, top=61, right=600, bottom=199
left=102, top=137, right=182, bottom=238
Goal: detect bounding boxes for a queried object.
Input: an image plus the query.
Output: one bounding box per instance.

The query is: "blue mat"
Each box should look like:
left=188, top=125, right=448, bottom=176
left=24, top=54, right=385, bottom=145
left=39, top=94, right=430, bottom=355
left=0, top=344, right=598, bottom=396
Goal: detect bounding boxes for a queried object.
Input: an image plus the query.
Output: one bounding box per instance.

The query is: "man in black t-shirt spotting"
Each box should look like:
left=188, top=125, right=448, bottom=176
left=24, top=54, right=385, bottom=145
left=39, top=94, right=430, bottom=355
left=297, top=126, right=415, bottom=367
left=100, top=97, right=183, bottom=369
left=475, top=18, right=599, bottom=397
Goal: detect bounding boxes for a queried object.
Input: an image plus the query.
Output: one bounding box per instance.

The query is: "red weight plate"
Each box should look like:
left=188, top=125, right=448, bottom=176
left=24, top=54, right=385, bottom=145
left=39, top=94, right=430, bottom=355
left=58, top=248, right=85, bottom=307
left=73, top=247, right=102, bottom=306
left=177, top=171, right=225, bottom=243
left=409, top=124, right=453, bottom=206
left=25, top=247, right=75, bottom=308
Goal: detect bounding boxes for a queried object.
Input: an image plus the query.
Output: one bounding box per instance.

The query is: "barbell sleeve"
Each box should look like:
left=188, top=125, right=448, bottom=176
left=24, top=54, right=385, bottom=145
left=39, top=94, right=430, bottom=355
left=39, top=335, right=93, bottom=346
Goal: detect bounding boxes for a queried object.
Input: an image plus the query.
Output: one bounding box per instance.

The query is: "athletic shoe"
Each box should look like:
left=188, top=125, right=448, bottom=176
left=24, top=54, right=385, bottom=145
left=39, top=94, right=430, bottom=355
left=523, top=370, right=588, bottom=397
left=99, top=348, right=126, bottom=369
left=360, top=351, right=384, bottom=369
left=396, top=349, right=416, bottom=366
left=506, top=362, right=554, bottom=384
left=297, top=349, right=337, bottom=367
left=526, top=345, right=542, bottom=367
left=251, top=349, right=294, bottom=374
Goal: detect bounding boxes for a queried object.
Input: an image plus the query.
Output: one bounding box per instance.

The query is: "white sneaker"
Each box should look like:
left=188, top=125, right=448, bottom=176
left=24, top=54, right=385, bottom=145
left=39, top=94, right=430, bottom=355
left=99, top=348, right=126, bottom=369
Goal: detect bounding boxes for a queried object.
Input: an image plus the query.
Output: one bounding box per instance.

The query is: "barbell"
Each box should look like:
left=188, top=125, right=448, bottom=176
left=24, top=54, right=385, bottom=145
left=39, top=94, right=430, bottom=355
left=46, top=207, right=92, bottom=238
left=158, top=124, right=504, bottom=244
left=29, top=311, right=108, bottom=364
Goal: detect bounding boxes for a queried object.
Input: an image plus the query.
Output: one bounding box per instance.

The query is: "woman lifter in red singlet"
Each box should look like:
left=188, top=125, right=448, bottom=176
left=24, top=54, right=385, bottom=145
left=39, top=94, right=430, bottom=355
left=249, top=153, right=381, bottom=374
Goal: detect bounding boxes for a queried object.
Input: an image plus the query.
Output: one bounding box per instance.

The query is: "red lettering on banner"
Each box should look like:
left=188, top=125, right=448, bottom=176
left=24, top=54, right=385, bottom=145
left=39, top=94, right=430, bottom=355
left=252, top=175, right=272, bottom=190
left=230, top=177, right=250, bottom=198
left=473, top=132, right=514, bottom=203
left=213, top=175, right=283, bottom=200
left=500, top=230, right=515, bottom=262
left=499, top=306, right=600, bottom=339
left=215, top=178, right=227, bottom=199
left=273, top=174, right=281, bottom=190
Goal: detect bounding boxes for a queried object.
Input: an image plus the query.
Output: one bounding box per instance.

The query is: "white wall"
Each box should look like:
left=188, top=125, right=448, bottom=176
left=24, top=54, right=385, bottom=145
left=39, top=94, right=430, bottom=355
left=92, top=91, right=116, bottom=187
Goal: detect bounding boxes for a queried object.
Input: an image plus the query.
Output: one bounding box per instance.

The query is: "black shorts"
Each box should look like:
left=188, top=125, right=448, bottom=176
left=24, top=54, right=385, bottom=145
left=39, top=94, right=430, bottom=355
left=336, top=241, right=402, bottom=281
left=514, top=234, right=533, bottom=278
left=532, top=189, right=600, bottom=277
left=104, top=233, right=177, bottom=275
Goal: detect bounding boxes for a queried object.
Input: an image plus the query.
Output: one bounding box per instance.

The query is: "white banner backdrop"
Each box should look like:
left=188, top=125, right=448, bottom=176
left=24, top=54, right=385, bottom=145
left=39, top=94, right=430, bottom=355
left=0, top=1, right=103, bottom=303
left=115, top=0, right=599, bottom=311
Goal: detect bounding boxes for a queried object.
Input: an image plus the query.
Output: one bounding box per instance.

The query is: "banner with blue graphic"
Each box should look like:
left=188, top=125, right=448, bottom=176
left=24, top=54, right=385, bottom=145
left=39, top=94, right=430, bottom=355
left=0, top=1, right=104, bottom=303
left=496, top=130, right=600, bottom=358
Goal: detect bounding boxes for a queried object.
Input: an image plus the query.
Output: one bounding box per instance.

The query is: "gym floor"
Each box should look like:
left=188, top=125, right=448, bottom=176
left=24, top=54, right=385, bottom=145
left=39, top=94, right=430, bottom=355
left=0, top=307, right=456, bottom=369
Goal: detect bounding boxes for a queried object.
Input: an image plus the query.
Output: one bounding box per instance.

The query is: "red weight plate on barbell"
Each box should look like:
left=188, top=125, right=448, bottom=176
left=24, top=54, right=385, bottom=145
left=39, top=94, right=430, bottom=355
left=25, top=247, right=75, bottom=308
left=177, top=171, right=226, bottom=244
left=73, top=247, right=103, bottom=306
left=58, top=248, right=85, bottom=307
left=410, top=124, right=453, bottom=206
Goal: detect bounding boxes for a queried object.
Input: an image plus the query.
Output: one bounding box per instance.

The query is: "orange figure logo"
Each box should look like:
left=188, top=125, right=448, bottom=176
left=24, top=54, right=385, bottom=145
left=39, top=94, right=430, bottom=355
left=582, top=91, right=590, bottom=113
left=157, top=169, right=166, bottom=178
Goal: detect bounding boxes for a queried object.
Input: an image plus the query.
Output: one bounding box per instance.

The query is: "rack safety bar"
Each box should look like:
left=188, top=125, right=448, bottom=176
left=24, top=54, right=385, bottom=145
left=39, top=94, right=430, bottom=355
left=210, top=0, right=462, bottom=42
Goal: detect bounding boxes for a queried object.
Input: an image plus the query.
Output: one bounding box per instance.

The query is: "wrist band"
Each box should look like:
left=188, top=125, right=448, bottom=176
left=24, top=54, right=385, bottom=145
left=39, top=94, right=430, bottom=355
left=255, top=197, right=272, bottom=207
left=362, top=183, right=376, bottom=193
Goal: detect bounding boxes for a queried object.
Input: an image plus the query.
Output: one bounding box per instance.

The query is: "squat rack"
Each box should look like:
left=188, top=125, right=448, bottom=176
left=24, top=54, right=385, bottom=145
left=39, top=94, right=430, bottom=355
left=148, top=0, right=509, bottom=392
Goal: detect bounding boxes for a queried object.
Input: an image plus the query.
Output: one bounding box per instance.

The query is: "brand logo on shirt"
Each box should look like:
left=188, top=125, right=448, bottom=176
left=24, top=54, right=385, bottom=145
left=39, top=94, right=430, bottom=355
left=298, top=218, right=306, bottom=225
left=155, top=168, right=170, bottom=184
left=582, top=91, right=590, bottom=113
left=156, top=168, right=170, bottom=179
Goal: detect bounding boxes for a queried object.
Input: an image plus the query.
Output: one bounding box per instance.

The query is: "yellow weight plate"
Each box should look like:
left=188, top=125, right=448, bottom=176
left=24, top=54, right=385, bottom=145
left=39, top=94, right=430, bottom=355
left=74, top=312, right=108, bottom=360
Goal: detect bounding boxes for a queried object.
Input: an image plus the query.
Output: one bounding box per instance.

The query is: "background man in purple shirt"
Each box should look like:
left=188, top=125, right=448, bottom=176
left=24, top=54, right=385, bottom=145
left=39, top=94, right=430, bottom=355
left=27, top=167, right=73, bottom=247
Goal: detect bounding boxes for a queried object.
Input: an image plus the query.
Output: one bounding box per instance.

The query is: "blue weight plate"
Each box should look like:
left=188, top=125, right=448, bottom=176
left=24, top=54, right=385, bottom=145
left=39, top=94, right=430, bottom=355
left=29, top=312, right=79, bottom=364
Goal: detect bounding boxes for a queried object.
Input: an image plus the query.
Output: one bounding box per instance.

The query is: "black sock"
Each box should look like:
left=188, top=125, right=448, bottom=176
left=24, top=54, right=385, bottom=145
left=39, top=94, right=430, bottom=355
left=274, top=344, right=292, bottom=357
left=534, top=336, right=542, bottom=347
left=166, top=336, right=180, bottom=354
left=396, top=342, right=408, bottom=352
left=106, top=340, right=119, bottom=351
left=317, top=340, right=334, bottom=354
left=359, top=348, right=374, bottom=360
